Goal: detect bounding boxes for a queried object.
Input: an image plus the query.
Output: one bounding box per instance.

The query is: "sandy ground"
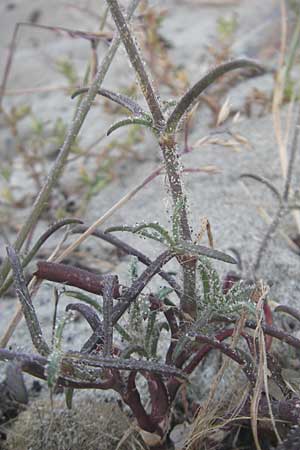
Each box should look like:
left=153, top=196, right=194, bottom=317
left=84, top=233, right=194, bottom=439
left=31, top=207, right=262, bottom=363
left=0, top=0, right=299, bottom=419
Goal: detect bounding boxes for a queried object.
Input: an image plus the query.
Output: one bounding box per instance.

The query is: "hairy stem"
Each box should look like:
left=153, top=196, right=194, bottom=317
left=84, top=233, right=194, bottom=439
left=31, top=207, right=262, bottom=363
left=105, top=0, right=164, bottom=126
left=159, top=133, right=197, bottom=318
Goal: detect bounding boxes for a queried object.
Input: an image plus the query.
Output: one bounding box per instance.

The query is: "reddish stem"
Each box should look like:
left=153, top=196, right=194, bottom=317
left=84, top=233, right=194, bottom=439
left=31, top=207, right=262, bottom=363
left=35, top=261, right=120, bottom=297
left=167, top=328, right=254, bottom=402
left=124, top=371, right=160, bottom=435
left=145, top=372, right=170, bottom=425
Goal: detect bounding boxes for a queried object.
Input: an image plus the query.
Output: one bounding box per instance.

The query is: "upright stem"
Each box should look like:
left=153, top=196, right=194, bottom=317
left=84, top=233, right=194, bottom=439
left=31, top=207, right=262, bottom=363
left=0, top=0, right=140, bottom=289
left=105, top=0, right=197, bottom=318
left=159, top=133, right=196, bottom=318
left=105, top=0, right=164, bottom=126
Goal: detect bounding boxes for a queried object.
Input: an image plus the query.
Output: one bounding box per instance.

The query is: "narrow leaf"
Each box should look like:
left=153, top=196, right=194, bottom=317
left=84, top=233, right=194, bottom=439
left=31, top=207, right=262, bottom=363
left=63, top=290, right=102, bottom=313
left=65, top=387, right=74, bottom=409
left=47, top=312, right=71, bottom=388
left=107, top=116, right=154, bottom=136
left=66, top=303, right=101, bottom=330
left=63, top=290, right=131, bottom=343
left=106, top=222, right=174, bottom=246
left=175, top=241, right=237, bottom=264
left=166, top=58, right=265, bottom=132
left=71, top=87, right=146, bottom=116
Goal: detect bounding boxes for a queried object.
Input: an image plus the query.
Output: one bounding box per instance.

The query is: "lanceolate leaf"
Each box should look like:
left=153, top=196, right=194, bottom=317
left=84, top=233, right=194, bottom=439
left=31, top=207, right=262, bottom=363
left=175, top=241, right=237, bottom=264
left=106, top=116, right=154, bottom=136
left=166, top=58, right=265, bottom=132
left=65, top=387, right=74, bottom=410
left=47, top=312, right=71, bottom=388
left=172, top=335, right=192, bottom=364
left=106, top=222, right=174, bottom=246
left=66, top=303, right=101, bottom=331
left=63, top=290, right=131, bottom=342
left=63, top=290, right=102, bottom=313
left=198, top=257, right=224, bottom=305
left=149, top=322, right=169, bottom=358
left=71, top=87, right=146, bottom=116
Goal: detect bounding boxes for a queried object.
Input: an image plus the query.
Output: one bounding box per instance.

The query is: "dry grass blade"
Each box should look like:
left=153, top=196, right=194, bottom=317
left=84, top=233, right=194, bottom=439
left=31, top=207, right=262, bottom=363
left=250, top=283, right=281, bottom=450
left=186, top=313, right=248, bottom=449
left=240, top=181, right=300, bottom=254
left=0, top=0, right=141, bottom=348
left=0, top=0, right=140, bottom=293
left=0, top=22, right=111, bottom=104
left=272, top=0, right=300, bottom=235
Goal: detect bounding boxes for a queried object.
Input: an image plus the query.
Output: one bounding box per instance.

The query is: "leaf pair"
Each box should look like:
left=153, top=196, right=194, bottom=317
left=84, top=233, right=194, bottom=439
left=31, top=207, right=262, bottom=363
left=71, top=87, right=155, bottom=136
left=106, top=221, right=237, bottom=265
left=72, top=58, right=265, bottom=137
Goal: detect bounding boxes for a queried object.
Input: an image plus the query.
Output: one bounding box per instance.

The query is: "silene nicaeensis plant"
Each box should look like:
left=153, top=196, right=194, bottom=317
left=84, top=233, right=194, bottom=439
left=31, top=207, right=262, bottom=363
left=2, top=1, right=300, bottom=449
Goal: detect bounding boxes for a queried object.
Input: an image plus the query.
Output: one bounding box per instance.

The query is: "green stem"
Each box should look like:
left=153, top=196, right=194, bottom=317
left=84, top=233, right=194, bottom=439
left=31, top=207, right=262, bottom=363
left=159, top=133, right=197, bottom=318
left=105, top=0, right=164, bottom=127
left=105, top=0, right=197, bottom=318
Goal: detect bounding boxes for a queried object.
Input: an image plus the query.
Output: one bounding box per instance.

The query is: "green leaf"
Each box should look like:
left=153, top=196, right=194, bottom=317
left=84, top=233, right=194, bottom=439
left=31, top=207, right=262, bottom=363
left=63, top=290, right=101, bottom=312
left=107, top=116, right=154, bottom=136
left=166, top=58, right=265, bottom=132
left=198, top=257, right=224, bottom=306
left=172, top=335, right=191, bottom=363
left=65, top=387, right=74, bottom=409
left=149, top=322, right=169, bottom=358
left=106, top=222, right=174, bottom=246
left=175, top=241, right=237, bottom=264
left=120, top=344, right=148, bottom=359
left=47, top=312, right=71, bottom=388
left=71, top=87, right=146, bottom=116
